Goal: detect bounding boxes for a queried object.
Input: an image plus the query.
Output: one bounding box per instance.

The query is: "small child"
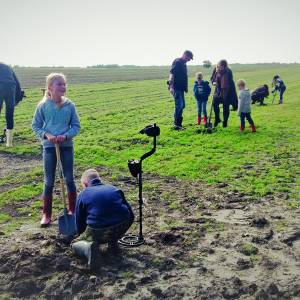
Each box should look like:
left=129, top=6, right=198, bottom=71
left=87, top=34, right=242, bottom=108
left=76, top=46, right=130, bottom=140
left=32, top=73, right=80, bottom=227
left=237, top=79, right=256, bottom=132
left=272, top=75, right=286, bottom=104
left=193, top=72, right=211, bottom=126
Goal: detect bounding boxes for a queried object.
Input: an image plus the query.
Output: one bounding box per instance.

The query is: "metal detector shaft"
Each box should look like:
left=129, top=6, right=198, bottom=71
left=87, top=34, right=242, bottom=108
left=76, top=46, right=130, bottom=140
left=138, top=167, right=143, bottom=239
left=119, top=123, right=160, bottom=247
left=141, top=135, right=157, bottom=162
left=272, top=90, right=278, bottom=104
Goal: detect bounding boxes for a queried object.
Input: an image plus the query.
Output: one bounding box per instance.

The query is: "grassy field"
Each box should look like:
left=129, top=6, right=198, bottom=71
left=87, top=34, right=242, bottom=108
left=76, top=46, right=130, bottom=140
left=0, top=64, right=299, bottom=232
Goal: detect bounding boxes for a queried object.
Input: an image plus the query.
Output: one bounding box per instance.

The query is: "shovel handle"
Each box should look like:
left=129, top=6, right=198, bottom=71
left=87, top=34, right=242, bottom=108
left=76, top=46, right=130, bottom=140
left=55, top=144, right=67, bottom=209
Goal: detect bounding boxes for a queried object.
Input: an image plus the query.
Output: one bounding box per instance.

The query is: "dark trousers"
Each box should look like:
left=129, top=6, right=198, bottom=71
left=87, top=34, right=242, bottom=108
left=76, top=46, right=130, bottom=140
left=279, top=86, right=286, bottom=103
left=77, top=220, right=133, bottom=245
left=240, top=112, right=254, bottom=126
left=0, top=84, right=15, bottom=130
left=43, top=146, right=76, bottom=196
left=213, top=96, right=230, bottom=125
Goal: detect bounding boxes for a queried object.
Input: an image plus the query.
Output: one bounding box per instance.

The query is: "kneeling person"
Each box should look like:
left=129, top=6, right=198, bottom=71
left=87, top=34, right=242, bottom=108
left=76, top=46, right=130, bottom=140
left=72, top=169, right=134, bottom=270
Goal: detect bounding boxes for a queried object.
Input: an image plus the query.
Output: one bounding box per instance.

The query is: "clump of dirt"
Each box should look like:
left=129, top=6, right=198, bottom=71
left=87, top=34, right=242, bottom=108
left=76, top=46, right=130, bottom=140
left=0, top=153, right=300, bottom=299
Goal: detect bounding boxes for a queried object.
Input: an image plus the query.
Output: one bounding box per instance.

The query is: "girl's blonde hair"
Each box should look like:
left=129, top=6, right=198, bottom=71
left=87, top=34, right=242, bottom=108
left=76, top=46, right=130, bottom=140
left=41, top=73, right=66, bottom=102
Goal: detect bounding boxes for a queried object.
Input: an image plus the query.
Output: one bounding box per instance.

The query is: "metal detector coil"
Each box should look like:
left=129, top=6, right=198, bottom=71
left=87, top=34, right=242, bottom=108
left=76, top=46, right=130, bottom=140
left=119, top=123, right=159, bottom=247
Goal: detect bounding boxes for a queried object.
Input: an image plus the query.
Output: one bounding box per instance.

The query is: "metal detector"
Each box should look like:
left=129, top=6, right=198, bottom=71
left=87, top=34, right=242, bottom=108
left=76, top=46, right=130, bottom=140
left=272, top=89, right=278, bottom=104
left=118, top=123, right=160, bottom=247
left=0, top=102, right=5, bottom=143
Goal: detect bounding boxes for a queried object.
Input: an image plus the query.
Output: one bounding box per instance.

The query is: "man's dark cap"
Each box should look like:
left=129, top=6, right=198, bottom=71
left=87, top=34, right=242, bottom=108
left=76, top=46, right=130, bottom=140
left=184, top=50, right=193, bottom=59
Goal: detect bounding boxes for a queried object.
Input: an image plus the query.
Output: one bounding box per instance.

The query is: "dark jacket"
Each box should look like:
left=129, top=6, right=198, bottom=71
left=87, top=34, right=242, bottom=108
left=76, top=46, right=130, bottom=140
left=214, top=67, right=238, bottom=110
left=170, top=58, right=188, bottom=92
left=0, top=63, right=23, bottom=105
left=251, top=85, right=269, bottom=103
left=274, top=78, right=286, bottom=91
left=75, top=179, right=134, bottom=235
left=193, top=80, right=211, bottom=101
left=0, top=63, right=18, bottom=86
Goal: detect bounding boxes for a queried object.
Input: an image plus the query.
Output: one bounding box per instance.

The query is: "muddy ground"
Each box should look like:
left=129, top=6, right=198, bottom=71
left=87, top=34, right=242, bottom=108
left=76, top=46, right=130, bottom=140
left=0, top=152, right=299, bottom=300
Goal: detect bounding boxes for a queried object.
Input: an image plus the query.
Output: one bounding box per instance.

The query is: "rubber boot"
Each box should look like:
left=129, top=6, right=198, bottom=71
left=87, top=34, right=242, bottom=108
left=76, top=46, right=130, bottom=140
left=68, top=192, right=77, bottom=214
left=251, top=124, right=256, bottom=133
left=197, top=116, right=201, bottom=126
left=203, top=116, right=207, bottom=128
left=240, top=125, right=245, bottom=132
left=6, top=129, right=13, bottom=147
left=72, top=241, right=99, bottom=271
left=40, top=195, right=52, bottom=227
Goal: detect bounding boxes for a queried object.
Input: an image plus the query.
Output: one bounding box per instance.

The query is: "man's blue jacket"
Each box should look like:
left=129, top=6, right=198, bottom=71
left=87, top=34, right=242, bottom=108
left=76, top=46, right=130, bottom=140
left=75, top=178, right=134, bottom=235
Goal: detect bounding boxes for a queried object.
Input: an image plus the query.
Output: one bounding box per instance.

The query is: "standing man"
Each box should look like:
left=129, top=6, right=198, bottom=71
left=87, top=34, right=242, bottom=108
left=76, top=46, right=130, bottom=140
left=168, top=50, right=193, bottom=130
left=0, top=62, right=23, bottom=147
left=212, top=60, right=238, bottom=128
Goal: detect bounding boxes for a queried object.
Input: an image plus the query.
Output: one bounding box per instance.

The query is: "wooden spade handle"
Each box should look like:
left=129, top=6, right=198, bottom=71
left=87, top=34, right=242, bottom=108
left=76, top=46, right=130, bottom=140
left=55, top=144, right=67, bottom=209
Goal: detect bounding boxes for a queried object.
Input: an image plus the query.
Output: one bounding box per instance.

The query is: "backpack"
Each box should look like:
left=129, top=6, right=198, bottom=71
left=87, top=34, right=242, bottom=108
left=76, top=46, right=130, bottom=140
left=251, top=85, right=269, bottom=104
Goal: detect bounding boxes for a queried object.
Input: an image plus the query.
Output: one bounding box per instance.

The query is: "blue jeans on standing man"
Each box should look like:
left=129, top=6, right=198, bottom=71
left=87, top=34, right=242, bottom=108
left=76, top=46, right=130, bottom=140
left=43, top=146, right=76, bottom=196
left=173, top=90, right=185, bottom=127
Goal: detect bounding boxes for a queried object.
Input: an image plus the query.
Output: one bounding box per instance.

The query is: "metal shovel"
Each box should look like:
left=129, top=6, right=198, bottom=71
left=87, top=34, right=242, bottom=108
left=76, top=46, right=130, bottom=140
left=55, top=144, right=76, bottom=236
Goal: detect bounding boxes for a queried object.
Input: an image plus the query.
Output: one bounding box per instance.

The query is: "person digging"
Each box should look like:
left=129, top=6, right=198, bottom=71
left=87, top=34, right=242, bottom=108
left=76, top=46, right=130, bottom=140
left=211, top=60, right=238, bottom=128
left=71, top=169, right=134, bottom=271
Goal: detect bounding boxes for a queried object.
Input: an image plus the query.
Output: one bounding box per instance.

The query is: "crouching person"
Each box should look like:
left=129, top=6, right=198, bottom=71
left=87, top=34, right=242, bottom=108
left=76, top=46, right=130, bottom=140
left=72, top=169, right=134, bottom=270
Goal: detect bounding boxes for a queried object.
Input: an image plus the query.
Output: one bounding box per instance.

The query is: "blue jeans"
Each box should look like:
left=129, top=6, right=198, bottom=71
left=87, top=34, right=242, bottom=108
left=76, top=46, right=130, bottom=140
left=173, top=90, right=185, bottom=126
left=240, top=112, right=254, bottom=126
left=196, top=98, right=208, bottom=117
left=43, top=146, right=76, bottom=196
left=0, top=84, right=15, bottom=129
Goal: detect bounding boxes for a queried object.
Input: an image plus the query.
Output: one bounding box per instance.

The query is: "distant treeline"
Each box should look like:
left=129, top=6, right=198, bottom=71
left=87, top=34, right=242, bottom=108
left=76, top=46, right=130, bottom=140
left=13, top=63, right=300, bottom=88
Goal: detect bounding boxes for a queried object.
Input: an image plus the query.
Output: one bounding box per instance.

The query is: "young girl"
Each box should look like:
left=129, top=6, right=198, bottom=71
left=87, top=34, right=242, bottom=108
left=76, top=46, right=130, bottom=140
left=193, top=72, right=211, bottom=126
left=32, top=73, right=80, bottom=227
left=272, top=75, right=286, bottom=104
left=237, top=79, right=256, bottom=132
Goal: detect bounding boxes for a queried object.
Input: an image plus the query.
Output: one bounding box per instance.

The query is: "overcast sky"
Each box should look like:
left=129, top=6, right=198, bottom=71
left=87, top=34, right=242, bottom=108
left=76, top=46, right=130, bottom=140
left=1, top=0, right=299, bottom=66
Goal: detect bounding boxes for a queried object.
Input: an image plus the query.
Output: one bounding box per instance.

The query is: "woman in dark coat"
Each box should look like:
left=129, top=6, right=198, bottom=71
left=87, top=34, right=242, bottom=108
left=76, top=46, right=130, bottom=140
left=212, top=60, right=238, bottom=127
left=0, top=62, right=22, bottom=147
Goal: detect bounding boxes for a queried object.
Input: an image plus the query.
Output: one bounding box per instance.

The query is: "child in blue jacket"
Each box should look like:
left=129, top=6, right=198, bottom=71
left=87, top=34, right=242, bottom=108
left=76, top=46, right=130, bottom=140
left=272, top=75, right=286, bottom=104
left=32, top=73, right=80, bottom=227
left=193, top=72, right=211, bottom=126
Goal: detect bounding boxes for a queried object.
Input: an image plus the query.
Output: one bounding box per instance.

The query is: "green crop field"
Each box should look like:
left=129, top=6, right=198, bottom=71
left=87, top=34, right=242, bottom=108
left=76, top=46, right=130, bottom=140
left=0, top=64, right=299, bottom=232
